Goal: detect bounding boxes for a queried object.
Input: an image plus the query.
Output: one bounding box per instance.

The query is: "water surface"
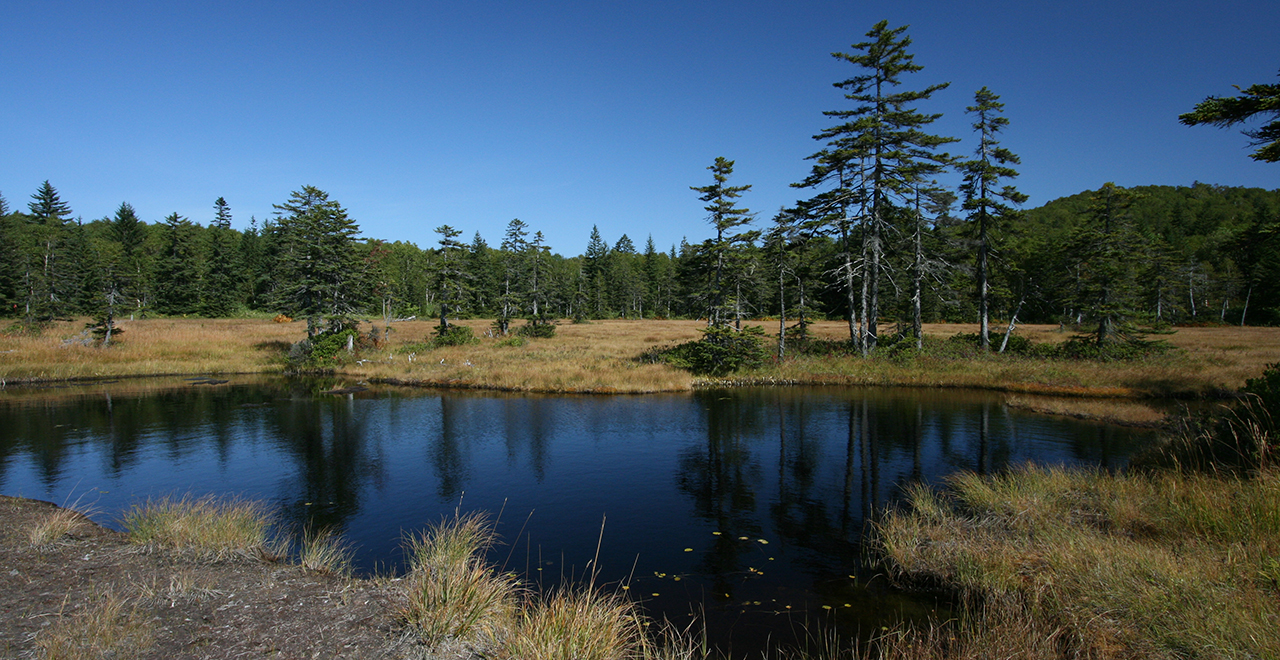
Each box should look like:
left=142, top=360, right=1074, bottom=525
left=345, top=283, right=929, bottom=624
left=0, top=377, right=1157, bottom=654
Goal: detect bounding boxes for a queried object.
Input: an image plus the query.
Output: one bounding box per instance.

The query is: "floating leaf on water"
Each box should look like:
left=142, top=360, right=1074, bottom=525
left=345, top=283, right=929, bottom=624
left=652, top=593, right=660, bottom=597
left=684, top=548, right=693, bottom=552
left=738, top=536, right=749, bottom=540
left=673, top=576, right=681, bottom=581
left=621, top=586, right=630, bottom=590
left=843, top=604, right=851, bottom=608
left=758, top=539, right=768, bottom=544
left=712, top=531, right=722, bottom=536
left=822, top=605, right=832, bottom=610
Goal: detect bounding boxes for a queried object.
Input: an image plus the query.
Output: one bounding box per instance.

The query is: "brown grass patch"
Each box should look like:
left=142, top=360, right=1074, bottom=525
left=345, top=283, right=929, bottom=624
left=3, top=318, right=1278, bottom=403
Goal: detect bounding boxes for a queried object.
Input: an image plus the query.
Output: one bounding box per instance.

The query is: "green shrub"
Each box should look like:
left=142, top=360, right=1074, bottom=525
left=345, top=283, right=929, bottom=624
left=288, top=321, right=362, bottom=366
left=664, top=324, right=769, bottom=376
left=517, top=322, right=556, bottom=338
left=1055, top=335, right=1171, bottom=361
left=431, top=323, right=478, bottom=347
left=1244, top=362, right=1280, bottom=418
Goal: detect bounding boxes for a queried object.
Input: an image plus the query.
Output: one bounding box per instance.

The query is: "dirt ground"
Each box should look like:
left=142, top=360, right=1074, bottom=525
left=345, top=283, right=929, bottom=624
left=0, top=496, right=438, bottom=659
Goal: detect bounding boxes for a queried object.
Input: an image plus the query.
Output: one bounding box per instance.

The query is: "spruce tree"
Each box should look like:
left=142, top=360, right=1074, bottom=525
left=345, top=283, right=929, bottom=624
left=153, top=212, right=202, bottom=316
left=201, top=198, right=241, bottom=317
left=959, top=87, right=1028, bottom=350
left=805, top=21, right=956, bottom=351
left=272, top=186, right=365, bottom=337
left=690, top=157, right=756, bottom=325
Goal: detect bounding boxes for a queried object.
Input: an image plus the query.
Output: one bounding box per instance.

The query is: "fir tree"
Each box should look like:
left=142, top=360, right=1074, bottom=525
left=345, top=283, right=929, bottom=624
left=1180, top=69, right=1280, bottom=162
left=272, top=186, right=365, bottom=337
left=691, top=157, right=756, bottom=325
left=26, top=181, right=77, bottom=320
left=497, top=218, right=529, bottom=334
left=959, top=87, right=1028, bottom=350
left=432, top=224, right=469, bottom=331
left=808, top=21, right=957, bottom=351
left=201, top=198, right=241, bottom=316
left=153, top=212, right=202, bottom=316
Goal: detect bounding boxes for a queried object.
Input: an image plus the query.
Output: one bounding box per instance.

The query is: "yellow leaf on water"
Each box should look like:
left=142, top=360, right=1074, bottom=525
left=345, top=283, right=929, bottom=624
left=684, top=548, right=693, bottom=552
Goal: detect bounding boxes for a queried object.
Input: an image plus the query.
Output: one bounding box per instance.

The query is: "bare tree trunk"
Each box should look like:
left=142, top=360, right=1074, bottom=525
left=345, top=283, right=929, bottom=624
left=999, top=295, right=1025, bottom=354
left=777, top=266, right=786, bottom=359
left=1241, top=284, right=1252, bottom=327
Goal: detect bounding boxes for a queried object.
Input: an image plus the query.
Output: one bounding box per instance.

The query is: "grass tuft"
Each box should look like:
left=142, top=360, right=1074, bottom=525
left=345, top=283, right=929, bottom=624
left=297, top=525, right=355, bottom=576
left=34, top=589, right=154, bottom=660
left=28, top=506, right=93, bottom=549
left=499, top=585, right=646, bottom=660
left=877, top=464, right=1280, bottom=658
left=399, top=512, right=518, bottom=645
left=121, top=494, right=283, bottom=561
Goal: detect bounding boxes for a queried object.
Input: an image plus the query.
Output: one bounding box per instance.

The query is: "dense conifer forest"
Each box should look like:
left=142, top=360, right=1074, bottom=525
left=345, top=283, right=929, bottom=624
left=1, top=180, right=1277, bottom=332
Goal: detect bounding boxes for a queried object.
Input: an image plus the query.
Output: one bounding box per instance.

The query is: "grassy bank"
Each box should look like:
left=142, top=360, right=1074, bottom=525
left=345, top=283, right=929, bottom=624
left=3, top=318, right=1278, bottom=402
left=875, top=422, right=1280, bottom=658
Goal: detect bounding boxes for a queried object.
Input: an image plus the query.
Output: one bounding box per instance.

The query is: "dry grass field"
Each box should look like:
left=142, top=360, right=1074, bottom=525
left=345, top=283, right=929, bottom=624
left=2, top=317, right=1277, bottom=404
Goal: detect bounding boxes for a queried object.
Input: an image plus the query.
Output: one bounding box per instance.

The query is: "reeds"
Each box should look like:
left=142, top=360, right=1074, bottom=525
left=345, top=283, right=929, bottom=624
left=877, top=462, right=1280, bottom=658
left=121, top=494, right=283, bottom=561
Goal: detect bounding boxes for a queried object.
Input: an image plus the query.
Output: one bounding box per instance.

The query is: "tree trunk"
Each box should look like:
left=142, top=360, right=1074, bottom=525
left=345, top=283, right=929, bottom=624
left=1241, top=284, right=1252, bottom=327
left=999, top=295, right=1025, bottom=354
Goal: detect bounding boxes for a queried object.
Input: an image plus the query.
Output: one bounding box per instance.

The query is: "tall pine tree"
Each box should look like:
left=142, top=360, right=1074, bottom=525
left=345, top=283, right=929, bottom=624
left=691, top=157, right=756, bottom=326
left=959, top=87, right=1028, bottom=350
left=808, top=21, right=956, bottom=351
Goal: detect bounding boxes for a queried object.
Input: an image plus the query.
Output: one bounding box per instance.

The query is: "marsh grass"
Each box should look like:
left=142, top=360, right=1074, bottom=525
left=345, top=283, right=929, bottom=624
left=28, top=504, right=95, bottom=549
left=500, top=585, right=647, bottom=660
left=400, top=512, right=519, bottom=645
left=34, top=588, right=154, bottom=660
left=877, top=462, right=1280, bottom=658
left=121, top=494, right=284, bottom=561
left=3, top=319, right=1278, bottom=401
left=297, top=526, right=355, bottom=576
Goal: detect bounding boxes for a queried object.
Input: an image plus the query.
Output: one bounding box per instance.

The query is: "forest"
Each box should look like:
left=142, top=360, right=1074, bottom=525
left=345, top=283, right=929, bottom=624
left=1, top=22, right=1277, bottom=351
left=2, top=180, right=1276, bottom=339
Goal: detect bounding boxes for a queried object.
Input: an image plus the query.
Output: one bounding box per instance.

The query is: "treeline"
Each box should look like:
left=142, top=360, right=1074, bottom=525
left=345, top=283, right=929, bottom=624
left=2, top=179, right=1276, bottom=330
left=2, top=22, right=1278, bottom=344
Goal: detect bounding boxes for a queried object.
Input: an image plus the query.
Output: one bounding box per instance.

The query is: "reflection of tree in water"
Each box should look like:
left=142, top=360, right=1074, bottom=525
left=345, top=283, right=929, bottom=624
left=268, top=392, right=381, bottom=533
left=677, top=391, right=766, bottom=598
left=431, top=397, right=467, bottom=500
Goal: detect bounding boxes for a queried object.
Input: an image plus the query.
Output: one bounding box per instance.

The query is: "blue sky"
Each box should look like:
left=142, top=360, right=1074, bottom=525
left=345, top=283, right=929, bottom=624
left=2, top=0, right=1276, bottom=255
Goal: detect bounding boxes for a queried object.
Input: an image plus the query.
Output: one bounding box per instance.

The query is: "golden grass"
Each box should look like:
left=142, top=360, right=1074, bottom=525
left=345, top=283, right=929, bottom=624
left=120, top=494, right=283, bottom=561
left=876, top=465, right=1280, bottom=659
left=500, top=585, right=647, bottom=660
left=34, top=588, right=154, bottom=660
left=3, top=317, right=1278, bottom=405
left=297, top=526, right=355, bottom=577
left=400, top=512, right=519, bottom=645
left=27, top=506, right=94, bottom=549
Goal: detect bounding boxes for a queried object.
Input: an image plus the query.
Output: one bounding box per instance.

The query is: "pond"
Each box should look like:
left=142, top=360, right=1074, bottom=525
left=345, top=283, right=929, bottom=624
left=0, top=377, right=1158, bottom=655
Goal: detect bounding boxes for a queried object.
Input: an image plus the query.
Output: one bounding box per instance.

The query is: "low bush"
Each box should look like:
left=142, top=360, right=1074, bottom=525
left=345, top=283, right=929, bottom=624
left=517, top=322, right=556, bottom=338
left=662, top=324, right=769, bottom=376
left=431, top=323, right=479, bottom=348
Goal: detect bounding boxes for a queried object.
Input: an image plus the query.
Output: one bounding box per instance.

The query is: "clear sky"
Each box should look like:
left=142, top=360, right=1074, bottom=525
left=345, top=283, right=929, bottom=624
left=2, top=0, right=1276, bottom=256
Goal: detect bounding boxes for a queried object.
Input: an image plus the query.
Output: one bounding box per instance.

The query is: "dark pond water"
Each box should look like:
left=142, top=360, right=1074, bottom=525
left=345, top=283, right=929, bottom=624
left=0, top=377, right=1158, bottom=655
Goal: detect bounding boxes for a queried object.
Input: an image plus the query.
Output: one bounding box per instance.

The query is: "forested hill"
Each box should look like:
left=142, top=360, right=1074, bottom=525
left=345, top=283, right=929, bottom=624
left=1011, top=183, right=1280, bottom=325
left=1, top=181, right=1278, bottom=331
